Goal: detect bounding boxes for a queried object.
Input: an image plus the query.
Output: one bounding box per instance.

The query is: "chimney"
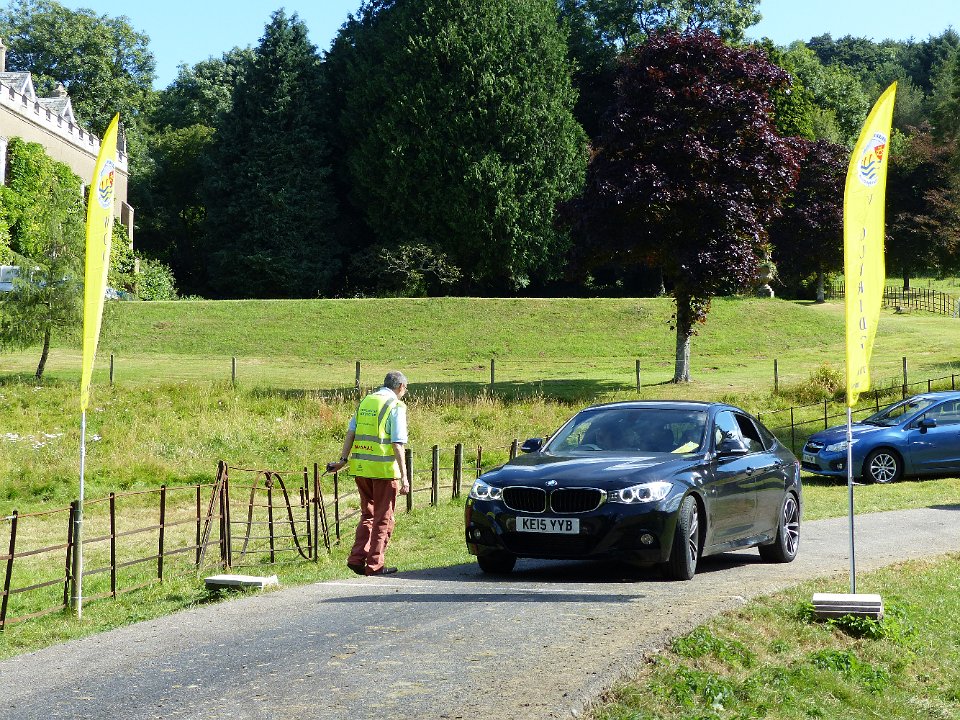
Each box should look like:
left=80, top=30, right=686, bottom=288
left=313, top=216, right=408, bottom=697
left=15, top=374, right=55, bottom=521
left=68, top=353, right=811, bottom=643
left=0, top=37, right=6, bottom=73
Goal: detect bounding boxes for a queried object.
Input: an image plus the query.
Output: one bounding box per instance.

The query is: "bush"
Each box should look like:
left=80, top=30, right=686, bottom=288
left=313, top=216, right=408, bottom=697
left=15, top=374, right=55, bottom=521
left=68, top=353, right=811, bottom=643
left=780, top=363, right=845, bottom=404
left=136, top=257, right=178, bottom=300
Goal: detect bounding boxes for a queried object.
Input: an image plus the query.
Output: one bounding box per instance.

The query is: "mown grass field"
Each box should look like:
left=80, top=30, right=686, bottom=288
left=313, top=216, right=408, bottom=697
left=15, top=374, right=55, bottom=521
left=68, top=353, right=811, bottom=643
left=1, top=293, right=960, bottom=719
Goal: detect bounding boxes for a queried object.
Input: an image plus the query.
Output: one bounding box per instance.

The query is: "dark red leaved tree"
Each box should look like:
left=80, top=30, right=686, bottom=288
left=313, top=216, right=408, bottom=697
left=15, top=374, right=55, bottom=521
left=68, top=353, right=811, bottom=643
left=564, top=31, right=801, bottom=382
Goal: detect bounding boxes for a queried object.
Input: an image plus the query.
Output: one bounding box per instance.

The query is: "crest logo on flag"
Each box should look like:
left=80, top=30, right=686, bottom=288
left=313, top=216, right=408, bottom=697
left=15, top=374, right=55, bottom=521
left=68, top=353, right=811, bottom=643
left=96, top=160, right=115, bottom=209
left=857, top=133, right=887, bottom=188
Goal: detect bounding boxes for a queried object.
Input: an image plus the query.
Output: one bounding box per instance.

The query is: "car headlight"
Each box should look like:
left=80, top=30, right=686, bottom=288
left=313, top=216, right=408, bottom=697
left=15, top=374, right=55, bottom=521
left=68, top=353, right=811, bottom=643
left=825, top=439, right=859, bottom=453
left=469, top=479, right=503, bottom=501
left=610, top=481, right=672, bottom=504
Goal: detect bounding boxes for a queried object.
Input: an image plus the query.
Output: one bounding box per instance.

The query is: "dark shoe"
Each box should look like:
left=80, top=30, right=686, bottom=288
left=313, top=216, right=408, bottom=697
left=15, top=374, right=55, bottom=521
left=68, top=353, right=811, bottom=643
left=366, top=566, right=398, bottom=576
left=347, top=562, right=366, bottom=576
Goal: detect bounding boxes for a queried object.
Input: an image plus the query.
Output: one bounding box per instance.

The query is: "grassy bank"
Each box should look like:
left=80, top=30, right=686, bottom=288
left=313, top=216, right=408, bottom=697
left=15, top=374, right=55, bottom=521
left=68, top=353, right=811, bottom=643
left=592, top=553, right=960, bottom=720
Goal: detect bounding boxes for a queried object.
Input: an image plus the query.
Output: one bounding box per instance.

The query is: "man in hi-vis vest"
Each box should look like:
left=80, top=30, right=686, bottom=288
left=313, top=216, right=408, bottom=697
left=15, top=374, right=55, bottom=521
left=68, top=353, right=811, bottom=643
left=330, top=371, right=409, bottom=575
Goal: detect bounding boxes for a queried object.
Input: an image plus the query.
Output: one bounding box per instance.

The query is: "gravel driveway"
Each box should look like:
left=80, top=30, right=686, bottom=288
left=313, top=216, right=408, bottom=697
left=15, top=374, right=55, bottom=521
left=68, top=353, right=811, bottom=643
left=1, top=506, right=959, bottom=720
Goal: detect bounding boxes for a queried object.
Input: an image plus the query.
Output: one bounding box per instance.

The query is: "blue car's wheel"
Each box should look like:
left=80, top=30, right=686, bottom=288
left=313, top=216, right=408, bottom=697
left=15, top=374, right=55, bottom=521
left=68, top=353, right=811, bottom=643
left=863, top=448, right=902, bottom=484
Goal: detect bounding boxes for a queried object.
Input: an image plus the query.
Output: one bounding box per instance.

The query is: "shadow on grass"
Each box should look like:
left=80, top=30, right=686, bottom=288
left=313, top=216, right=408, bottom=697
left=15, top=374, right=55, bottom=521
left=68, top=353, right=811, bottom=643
left=248, top=377, right=633, bottom=405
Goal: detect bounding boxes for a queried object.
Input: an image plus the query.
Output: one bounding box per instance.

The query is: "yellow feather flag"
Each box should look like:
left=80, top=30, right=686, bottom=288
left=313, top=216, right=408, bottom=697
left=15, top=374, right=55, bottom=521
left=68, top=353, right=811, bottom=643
left=80, top=113, right=120, bottom=412
left=844, top=83, right=896, bottom=408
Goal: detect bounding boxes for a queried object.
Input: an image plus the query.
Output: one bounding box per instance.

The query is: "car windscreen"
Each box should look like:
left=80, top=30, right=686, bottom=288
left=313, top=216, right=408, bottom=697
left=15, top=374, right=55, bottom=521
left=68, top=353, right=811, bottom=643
left=545, top=408, right=707, bottom=454
left=863, top=396, right=940, bottom=426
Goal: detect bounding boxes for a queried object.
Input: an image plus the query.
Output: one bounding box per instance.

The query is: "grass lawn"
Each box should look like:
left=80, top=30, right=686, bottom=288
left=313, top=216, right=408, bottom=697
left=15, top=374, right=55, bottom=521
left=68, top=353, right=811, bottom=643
left=1, top=293, right=960, bottom=718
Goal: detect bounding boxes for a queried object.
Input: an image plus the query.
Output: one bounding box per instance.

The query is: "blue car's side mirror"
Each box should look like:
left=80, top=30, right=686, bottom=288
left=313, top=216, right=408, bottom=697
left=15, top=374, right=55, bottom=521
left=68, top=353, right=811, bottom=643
left=918, top=417, right=937, bottom=433
left=520, top=437, right=544, bottom=453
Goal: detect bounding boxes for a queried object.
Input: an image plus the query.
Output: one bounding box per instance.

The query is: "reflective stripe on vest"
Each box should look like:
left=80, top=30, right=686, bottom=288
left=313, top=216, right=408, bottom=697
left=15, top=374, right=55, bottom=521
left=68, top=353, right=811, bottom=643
left=348, top=392, right=404, bottom=479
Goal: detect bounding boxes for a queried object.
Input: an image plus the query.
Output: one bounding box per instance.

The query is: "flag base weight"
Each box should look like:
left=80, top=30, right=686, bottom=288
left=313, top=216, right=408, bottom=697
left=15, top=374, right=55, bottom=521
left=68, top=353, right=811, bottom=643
left=811, top=592, right=883, bottom=620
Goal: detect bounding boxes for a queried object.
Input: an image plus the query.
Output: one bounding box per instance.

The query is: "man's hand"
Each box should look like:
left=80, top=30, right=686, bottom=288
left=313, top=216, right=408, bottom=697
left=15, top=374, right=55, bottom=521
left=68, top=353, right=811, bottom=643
left=398, top=478, right=410, bottom=496
left=326, top=459, right=348, bottom=473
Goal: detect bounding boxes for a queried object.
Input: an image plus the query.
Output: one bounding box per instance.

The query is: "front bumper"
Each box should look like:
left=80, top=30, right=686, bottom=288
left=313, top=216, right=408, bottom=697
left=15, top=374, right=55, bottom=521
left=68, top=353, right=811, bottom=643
left=465, top=498, right=678, bottom=565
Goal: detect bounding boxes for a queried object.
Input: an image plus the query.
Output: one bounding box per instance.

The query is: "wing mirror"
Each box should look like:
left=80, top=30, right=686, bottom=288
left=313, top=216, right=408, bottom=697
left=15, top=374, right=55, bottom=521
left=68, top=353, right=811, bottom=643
left=520, top=437, right=544, bottom=453
left=717, top=438, right=748, bottom=457
left=918, top=417, right=937, bottom=433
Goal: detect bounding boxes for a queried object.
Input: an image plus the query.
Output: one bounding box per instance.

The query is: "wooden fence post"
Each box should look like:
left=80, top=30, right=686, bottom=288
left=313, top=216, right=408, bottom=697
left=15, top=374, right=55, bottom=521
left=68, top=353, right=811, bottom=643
left=902, top=356, right=908, bottom=398
left=453, top=443, right=463, bottom=499
left=313, top=464, right=320, bottom=559
left=490, top=358, right=495, bottom=391
left=355, top=361, right=361, bottom=391
left=110, top=493, right=117, bottom=598
left=110, top=354, right=114, bottom=386
left=405, top=448, right=414, bottom=513
left=158, top=485, right=167, bottom=581
left=510, top=439, right=519, bottom=460
left=823, top=399, right=828, bottom=430
left=1, top=510, right=17, bottom=630
left=195, top=485, right=202, bottom=567
left=431, top=445, right=439, bottom=506
left=476, top=445, right=483, bottom=479
left=231, top=356, right=237, bottom=386
left=790, top=407, right=796, bottom=455
left=63, top=503, right=74, bottom=608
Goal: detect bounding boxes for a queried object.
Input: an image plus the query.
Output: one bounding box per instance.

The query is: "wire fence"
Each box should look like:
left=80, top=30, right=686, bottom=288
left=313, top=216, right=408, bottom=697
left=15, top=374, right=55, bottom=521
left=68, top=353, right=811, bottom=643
left=0, top=442, right=513, bottom=630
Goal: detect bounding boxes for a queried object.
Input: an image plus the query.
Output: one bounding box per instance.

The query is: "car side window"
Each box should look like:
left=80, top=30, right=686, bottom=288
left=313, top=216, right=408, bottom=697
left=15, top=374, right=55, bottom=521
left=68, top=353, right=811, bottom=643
left=927, top=401, right=960, bottom=427
left=754, top=420, right=778, bottom=450
left=713, top=411, right=745, bottom=450
left=734, top=415, right=766, bottom=453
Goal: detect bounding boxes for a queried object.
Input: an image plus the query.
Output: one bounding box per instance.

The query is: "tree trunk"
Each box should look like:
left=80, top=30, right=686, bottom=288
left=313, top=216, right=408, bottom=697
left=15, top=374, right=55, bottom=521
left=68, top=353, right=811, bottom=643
left=903, top=271, right=911, bottom=291
left=672, top=293, right=692, bottom=383
left=815, top=271, right=825, bottom=303
left=673, top=326, right=691, bottom=383
left=35, top=327, right=51, bottom=381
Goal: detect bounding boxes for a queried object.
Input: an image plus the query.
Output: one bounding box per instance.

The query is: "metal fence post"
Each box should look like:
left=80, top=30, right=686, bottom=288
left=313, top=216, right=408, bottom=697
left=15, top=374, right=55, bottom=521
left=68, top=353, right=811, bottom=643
left=110, top=493, right=117, bottom=598
left=903, top=356, right=908, bottom=398
left=774, top=359, right=779, bottom=394
left=636, top=359, right=641, bottom=393
left=333, top=471, right=341, bottom=543
left=231, top=356, right=237, bottom=386
left=355, top=361, right=361, bottom=391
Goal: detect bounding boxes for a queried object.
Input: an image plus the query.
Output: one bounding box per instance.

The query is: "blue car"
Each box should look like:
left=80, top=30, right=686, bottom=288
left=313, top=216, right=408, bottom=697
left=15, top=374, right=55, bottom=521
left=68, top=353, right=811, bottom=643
left=801, top=391, right=960, bottom=483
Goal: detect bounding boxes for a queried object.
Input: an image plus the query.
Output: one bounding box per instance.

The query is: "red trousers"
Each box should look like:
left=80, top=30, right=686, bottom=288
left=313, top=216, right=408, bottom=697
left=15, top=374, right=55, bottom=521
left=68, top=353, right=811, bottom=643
left=347, top=476, right=399, bottom=574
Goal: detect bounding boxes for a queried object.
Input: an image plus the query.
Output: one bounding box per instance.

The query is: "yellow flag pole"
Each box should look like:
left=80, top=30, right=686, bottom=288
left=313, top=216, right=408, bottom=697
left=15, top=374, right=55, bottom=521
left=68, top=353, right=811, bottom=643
left=73, top=113, right=120, bottom=618
left=842, top=82, right=896, bottom=594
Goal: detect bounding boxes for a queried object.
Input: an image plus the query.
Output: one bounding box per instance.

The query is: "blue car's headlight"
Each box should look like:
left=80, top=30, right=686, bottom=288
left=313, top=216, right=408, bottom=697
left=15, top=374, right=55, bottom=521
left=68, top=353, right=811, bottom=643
left=825, top=439, right=859, bottom=453
left=610, top=481, right=672, bottom=504
left=469, top=479, right=503, bottom=501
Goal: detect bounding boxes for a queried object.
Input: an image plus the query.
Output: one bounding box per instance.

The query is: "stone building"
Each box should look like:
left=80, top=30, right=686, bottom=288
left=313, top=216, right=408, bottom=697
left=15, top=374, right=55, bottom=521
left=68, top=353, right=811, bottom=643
left=0, top=37, right=133, bottom=243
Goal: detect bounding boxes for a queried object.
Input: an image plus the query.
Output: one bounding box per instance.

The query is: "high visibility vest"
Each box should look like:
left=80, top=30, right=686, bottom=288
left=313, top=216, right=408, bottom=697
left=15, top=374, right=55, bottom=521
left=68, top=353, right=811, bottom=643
left=348, top=391, right=404, bottom=479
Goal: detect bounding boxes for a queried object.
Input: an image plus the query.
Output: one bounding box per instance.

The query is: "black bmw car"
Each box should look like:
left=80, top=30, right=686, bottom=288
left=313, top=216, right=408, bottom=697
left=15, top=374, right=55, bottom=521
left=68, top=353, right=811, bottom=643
left=465, top=401, right=801, bottom=580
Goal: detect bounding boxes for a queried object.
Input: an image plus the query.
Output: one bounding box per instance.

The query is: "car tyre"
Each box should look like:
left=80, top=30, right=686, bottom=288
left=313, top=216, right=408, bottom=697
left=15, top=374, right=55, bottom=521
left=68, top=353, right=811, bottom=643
left=477, top=551, right=516, bottom=574
left=759, top=492, right=800, bottom=563
left=661, top=495, right=699, bottom=581
left=863, top=448, right=902, bottom=483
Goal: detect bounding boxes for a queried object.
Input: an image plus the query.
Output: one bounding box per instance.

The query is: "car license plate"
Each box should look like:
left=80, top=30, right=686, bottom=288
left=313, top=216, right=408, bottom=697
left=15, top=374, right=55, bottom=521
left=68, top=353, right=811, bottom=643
left=802, top=452, right=816, bottom=464
left=516, top=517, right=579, bottom=534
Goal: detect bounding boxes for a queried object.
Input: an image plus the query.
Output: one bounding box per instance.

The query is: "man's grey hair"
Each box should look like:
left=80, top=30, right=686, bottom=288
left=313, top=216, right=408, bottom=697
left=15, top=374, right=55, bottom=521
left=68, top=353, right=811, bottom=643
left=383, top=371, right=408, bottom=390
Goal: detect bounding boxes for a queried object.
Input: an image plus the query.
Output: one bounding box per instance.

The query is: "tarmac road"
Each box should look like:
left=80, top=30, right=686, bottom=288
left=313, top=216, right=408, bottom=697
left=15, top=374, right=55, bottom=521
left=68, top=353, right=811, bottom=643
left=1, top=505, right=959, bottom=720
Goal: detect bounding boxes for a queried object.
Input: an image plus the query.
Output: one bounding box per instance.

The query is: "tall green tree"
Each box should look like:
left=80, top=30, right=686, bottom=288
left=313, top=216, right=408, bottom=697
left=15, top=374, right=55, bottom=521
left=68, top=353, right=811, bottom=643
left=328, top=0, right=587, bottom=293
left=203, top=10, right=338, bottom=298
left=0, top=0, right=155, bottom=149
left=0, top=139, right=84, bottom=379
left=564, top=31, right=799, bottom=382
left=769, top=139, right=847, bottom=301
left=132, top=48, right=253, bottom=296
left=887, top=124, right=960, bottom=287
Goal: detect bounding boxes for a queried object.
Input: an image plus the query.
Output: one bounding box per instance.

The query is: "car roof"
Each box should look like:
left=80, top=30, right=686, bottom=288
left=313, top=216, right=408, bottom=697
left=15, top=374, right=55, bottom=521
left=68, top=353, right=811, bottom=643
left=579, top=400, right=727, bottom=412
left=904, top=391, right=960, bottom=402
